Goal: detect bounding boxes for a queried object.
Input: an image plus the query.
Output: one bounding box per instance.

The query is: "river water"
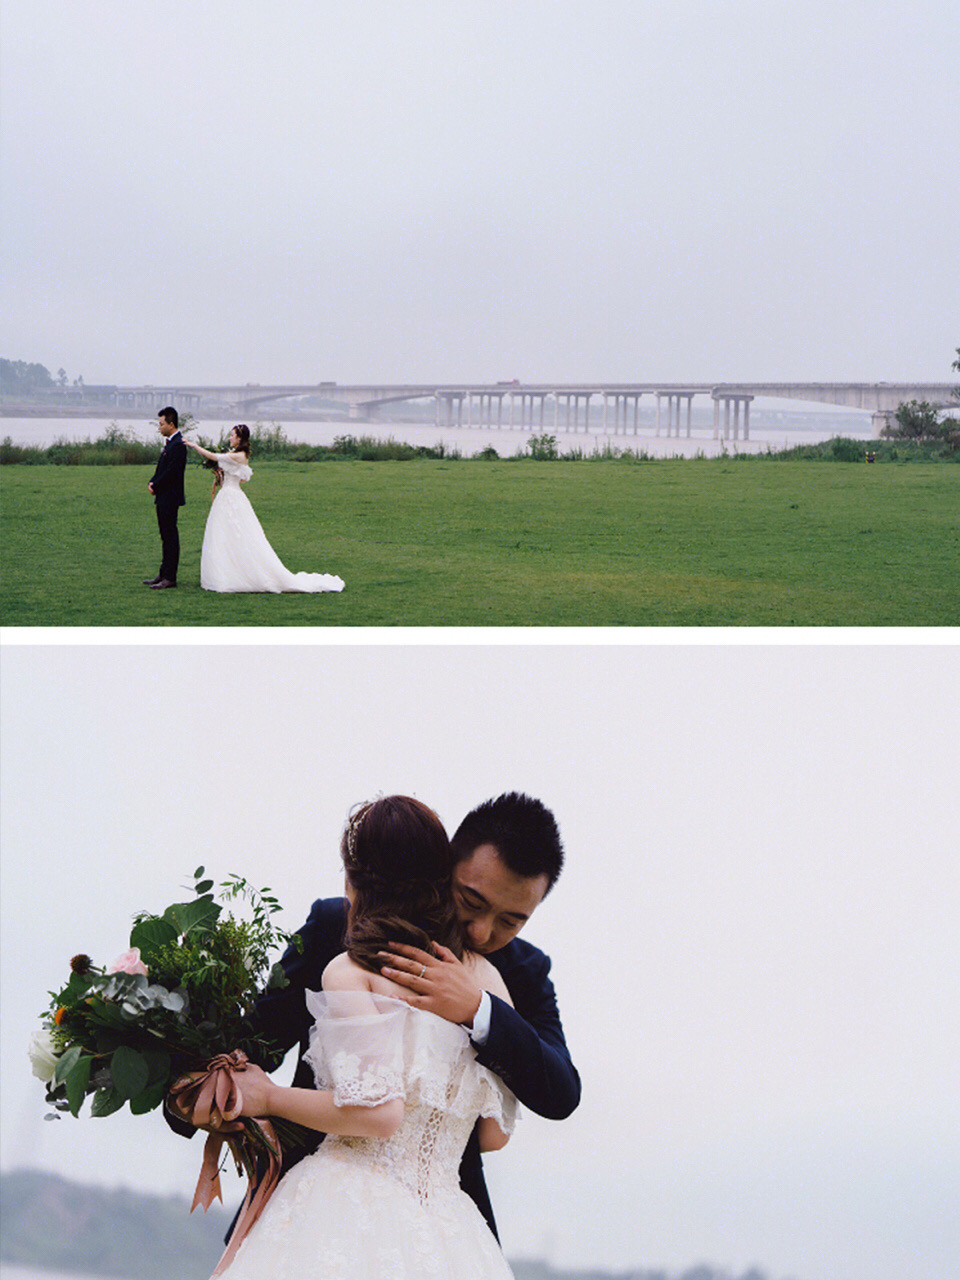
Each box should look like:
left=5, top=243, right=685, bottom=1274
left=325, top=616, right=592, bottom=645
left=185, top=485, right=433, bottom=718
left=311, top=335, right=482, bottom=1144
left=0, top=415, right=874, bottom=459
left=0, top=1268, right=131, bottom=1280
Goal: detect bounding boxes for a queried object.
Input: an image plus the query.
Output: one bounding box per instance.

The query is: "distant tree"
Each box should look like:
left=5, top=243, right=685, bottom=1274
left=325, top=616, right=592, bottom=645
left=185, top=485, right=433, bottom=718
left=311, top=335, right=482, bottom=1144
left=885, top=400, right=942, bottom=439
left=57, top=367, right=68, bottom=386
left=885, top=349, right=960, bottom=447
left=0, top=358, right=55, bottom=395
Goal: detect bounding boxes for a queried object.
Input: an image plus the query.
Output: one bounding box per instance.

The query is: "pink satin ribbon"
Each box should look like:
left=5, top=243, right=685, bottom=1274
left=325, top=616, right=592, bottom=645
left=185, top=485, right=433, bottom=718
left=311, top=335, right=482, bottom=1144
left=169, top=1051, right=282, bottom=1276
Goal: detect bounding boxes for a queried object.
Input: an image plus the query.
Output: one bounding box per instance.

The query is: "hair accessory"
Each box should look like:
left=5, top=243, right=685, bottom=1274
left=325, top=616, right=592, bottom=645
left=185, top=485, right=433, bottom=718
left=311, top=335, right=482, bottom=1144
left=346, top=806, right=367, bottom=861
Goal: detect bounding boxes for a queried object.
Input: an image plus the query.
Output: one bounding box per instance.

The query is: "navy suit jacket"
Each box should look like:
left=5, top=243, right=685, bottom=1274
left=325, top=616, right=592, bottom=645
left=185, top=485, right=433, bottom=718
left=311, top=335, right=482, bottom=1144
left=150, top=432, right=187, bottom=510
left=247, top=897, right=580, bottom=1238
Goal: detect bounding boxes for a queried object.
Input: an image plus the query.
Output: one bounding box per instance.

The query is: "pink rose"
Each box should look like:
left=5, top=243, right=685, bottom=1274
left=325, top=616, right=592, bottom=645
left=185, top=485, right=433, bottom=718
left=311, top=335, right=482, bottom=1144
left=109, top=947, right=149, bottom=976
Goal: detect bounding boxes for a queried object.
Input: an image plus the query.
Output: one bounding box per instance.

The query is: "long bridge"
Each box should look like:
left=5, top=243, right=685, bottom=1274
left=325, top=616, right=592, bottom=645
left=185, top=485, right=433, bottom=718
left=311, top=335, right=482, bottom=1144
left=110, top=382, right=957, bottom=439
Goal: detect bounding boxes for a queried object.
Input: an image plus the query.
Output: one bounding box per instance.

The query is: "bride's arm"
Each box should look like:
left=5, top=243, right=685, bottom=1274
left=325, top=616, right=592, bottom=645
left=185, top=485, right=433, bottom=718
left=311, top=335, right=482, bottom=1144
left=477, top=1117, right=510, bottom=1151
left=185, top=441, right=248, bottom=464
left=235, top=953, right=404, bottom=1138
left=183, top=440, right=220, bottom=462
left=235, top=1065, right=403, bottom=1138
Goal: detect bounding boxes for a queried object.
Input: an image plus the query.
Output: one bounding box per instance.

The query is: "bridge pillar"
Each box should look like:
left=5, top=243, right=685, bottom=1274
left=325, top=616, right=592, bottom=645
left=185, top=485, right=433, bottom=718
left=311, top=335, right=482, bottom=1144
left=656, top=392, right=676, bottom=437
left=581, top=394, right=588, bottom=431
left=436, top=392, right=466, bottom=427
left=871, top=409, right=896, bottom=438
left=712, top=392, right=753, bottom=440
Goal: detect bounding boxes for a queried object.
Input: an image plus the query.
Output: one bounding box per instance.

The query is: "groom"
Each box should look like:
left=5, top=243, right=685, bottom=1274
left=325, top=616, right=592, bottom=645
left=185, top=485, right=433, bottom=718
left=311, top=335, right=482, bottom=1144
left=171, top=792, right=580, bottom=1242
left=144, top=406, right=186, bottom=589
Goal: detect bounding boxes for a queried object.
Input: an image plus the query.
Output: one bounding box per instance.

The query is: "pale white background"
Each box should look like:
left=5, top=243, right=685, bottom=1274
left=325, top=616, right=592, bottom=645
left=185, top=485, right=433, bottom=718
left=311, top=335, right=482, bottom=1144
left=2, top=0, right=957, bottom=385
left=1, top=643, right=957, bottom=1280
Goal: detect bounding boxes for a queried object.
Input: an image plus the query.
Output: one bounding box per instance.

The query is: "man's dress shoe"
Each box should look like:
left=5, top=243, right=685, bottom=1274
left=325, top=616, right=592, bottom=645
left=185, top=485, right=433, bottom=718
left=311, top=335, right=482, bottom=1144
left=150, top=579, right=177, bottom=589
left=143, top=576, right=162, bottom=585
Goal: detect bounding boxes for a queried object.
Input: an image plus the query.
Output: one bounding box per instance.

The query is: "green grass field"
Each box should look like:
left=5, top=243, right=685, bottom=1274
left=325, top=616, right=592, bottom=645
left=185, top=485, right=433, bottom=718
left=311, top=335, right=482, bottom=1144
left=1, top=460, right=957, bottom=626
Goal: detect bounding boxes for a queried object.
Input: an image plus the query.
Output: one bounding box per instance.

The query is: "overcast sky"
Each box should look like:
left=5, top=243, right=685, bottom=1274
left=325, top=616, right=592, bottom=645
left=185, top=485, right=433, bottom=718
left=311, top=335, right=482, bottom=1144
left=2, top=0, right=957, bottom=387
left=2, top=643, right=957, bottom=1280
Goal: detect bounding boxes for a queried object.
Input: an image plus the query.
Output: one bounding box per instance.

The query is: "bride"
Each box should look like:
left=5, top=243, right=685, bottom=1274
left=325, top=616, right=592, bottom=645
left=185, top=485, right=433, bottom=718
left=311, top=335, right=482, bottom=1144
left=184, top=426, right=345, bottom=594
left=207, top=796, right=516, bottom=1279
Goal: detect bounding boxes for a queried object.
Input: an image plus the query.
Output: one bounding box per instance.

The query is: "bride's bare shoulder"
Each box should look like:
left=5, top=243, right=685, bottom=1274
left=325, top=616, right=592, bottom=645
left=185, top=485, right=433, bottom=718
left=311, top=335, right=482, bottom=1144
left=467, top=953, right=513, bottom=1006
left=322, top=952, right=373, bottom=992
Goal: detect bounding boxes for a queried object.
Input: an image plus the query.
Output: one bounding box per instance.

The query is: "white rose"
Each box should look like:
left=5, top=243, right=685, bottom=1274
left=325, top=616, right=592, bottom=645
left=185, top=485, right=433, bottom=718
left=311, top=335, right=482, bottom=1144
left=28, top=1028, right=60, bottom=1083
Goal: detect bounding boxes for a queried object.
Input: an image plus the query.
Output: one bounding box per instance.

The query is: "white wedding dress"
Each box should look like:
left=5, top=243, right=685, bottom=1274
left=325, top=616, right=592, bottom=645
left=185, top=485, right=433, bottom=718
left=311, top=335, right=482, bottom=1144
left=200, top=453, right=345, bottom=593
left=220, top=992, right=516, bottom=1279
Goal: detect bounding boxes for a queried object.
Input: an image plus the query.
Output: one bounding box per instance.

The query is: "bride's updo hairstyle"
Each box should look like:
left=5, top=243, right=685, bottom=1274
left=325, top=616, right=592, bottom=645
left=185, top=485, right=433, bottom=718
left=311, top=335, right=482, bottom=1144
left=232, top=424, right=251, bottom=455
left=341, top=795, right=466, bottom=973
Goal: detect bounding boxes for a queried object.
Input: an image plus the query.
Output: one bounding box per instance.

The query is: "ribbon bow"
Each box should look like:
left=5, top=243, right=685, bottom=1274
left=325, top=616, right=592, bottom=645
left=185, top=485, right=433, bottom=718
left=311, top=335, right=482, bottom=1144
left=169, top=1051, right=282, bottom=1276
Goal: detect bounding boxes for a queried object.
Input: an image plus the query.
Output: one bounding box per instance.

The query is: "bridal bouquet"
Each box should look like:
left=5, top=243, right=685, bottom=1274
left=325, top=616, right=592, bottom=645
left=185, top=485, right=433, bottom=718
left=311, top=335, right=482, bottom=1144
left=31, top=869, right=307, bottom=1182
left=31, top=869, right=311, bottom=1272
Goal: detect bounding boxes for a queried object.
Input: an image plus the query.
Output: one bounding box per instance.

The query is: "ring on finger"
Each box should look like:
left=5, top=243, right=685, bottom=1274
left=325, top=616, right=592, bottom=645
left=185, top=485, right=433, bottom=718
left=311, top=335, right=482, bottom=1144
left=419, top=964, right=426, bottom=978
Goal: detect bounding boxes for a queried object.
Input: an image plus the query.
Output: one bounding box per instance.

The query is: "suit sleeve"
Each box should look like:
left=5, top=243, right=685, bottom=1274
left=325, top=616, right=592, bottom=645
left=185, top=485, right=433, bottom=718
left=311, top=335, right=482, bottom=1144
left=473, top=949, right=580, bottom=1120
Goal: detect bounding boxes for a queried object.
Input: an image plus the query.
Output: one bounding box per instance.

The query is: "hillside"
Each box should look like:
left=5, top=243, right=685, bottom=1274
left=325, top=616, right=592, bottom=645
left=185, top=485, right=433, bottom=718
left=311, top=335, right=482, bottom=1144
left=0, top=1169, right=228, bottom=1280
left=0, top=1169, right=782, bottom=1280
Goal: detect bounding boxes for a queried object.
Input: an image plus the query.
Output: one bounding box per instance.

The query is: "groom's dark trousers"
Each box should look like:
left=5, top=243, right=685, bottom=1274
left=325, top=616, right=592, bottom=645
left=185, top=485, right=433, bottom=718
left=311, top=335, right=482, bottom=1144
left=149, top=431, right=187, bottom=582
left=167, top=896, right=580, bottom=1241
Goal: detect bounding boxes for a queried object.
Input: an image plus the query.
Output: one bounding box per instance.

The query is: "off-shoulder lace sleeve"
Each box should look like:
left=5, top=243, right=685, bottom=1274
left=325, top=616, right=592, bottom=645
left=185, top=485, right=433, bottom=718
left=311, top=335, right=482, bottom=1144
left=217, top=452, right=253, bottom=481
left=303, top=990, right=408, bottom=1107
left=302, top=991, right=518, bottom=1131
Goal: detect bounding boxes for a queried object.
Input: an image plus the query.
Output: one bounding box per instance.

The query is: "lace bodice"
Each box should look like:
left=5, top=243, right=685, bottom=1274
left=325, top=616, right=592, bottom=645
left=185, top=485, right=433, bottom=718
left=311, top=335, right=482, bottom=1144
left=303, top=991, right=517, bottom=1206
left=216, top=452, right=253, bottom=488
left=217, top=990, right=515, bottom=1277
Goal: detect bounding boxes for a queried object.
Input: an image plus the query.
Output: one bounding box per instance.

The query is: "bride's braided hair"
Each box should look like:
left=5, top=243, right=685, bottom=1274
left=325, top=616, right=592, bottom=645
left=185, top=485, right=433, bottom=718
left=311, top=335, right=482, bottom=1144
left=341, top=796, right=466, bottom=972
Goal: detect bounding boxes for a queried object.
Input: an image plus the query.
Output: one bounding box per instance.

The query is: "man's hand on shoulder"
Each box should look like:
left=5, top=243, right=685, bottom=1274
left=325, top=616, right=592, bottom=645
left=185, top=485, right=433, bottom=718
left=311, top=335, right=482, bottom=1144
left=378, top=942, right=483, bottom=1027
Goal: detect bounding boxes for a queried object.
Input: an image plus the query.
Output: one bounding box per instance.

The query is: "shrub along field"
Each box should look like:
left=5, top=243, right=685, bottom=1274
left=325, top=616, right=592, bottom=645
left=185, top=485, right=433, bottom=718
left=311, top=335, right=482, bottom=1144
left=1, top=457, right=957, bottom=626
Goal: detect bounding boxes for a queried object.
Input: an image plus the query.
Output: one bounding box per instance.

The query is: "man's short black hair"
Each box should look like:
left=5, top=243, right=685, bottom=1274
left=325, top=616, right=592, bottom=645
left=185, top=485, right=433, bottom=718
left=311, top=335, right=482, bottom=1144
left=451, top=792, right=564, bottom=893
left=159, top=406, right=179, bottom=428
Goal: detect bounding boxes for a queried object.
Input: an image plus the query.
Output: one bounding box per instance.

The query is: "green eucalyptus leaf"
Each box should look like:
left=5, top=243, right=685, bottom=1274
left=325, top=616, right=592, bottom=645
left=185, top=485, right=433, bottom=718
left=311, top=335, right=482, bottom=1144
left=54, top=1044, right=82, bottom=1086
left=193, top=865, right=205, bottom=879
left=195, top=879, right=214, bottom=895
left=65, top=1055, right=93, bottom=1117
left=90, top=1086, right=125, bottom=1118
left=110, top=1045, right=150, bottom=1100
left=162, top=990, right=186, bottom=1015
left=137, top=982, right=177, bottom=1012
